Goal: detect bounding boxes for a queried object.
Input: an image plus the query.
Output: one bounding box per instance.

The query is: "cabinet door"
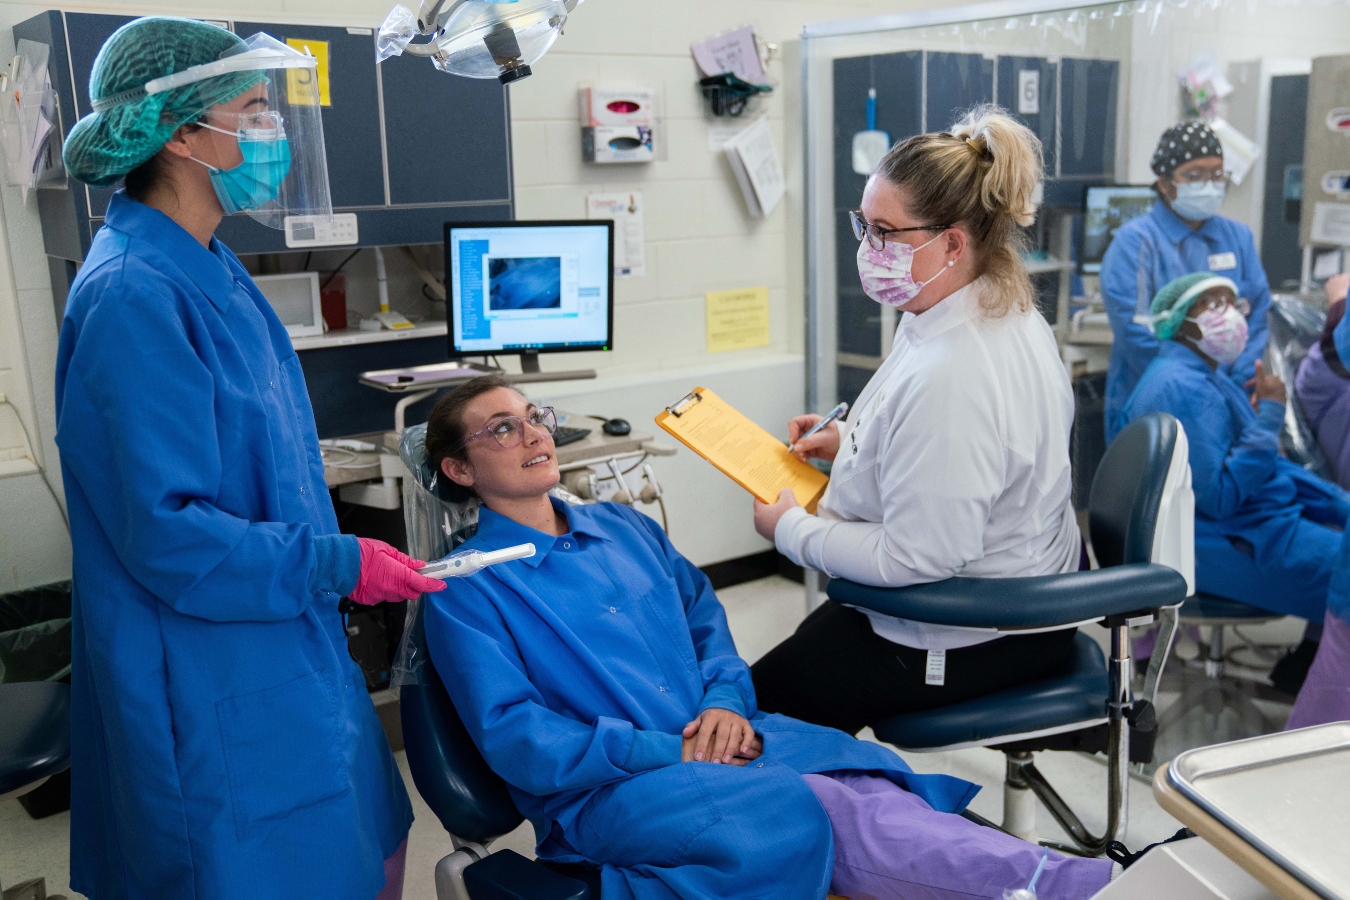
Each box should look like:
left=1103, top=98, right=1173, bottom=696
left=63, top=12, right=137, bottom=219
left=926, top=52, right=993, bottom=134
left=997, top=56, right=1057, bottom=176
left=235, top=22, right=387, bottom=210
left=379, top=55, right=511, bottom=206
left=1059, top=58, right=1118, bottom=178
left=832, top=52, right=923, bottom=212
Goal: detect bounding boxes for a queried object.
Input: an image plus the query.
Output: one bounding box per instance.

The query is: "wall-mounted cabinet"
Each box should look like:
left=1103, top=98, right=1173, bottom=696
left=13, top=10, right=514, bottom=263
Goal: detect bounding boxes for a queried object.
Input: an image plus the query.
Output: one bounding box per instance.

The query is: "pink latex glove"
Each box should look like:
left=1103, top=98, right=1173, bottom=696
left=350, top=538, right=447, bottom=605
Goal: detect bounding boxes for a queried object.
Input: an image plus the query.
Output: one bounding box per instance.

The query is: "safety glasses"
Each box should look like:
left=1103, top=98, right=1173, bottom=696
left=459, top=406, right=558, bottom=452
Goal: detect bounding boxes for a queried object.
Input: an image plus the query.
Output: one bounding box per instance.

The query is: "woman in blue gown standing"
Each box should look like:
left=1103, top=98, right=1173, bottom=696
left=53, top=18, right=444, bottom=899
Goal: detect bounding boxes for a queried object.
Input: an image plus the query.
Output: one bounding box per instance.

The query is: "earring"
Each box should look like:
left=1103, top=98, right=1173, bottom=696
left=947, top=260, right=955, bottom=267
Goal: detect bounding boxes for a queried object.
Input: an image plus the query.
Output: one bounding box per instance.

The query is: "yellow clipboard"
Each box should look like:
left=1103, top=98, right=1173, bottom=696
left=655, top=387, right=829, bottom=513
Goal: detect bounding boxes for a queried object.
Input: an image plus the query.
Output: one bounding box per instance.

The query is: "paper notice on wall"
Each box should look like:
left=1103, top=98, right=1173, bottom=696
left=706, top=286, right=771, bottom=353
left=1314, top=250, right=1344, bottom=280
left=1311, top=201, right=1350, bottom=246
left=691, top=26, right=767, bottom=85
left=707, top=119, right=753, bottom=152
left=286, top=38, right=331, bottom=106
left=724, top=116, right=784, bottom=218
left=587, top=191, right=646, bottom=277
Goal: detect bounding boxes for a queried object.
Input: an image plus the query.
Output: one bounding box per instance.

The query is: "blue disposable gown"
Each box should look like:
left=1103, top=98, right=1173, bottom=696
left=1123, top=341, right=1348, bottom=618
left=54, top=194, right=413, bottom=899
left=1101, top=202, right=1271, bottom=443
left=424, top=499, right=979, bottom=900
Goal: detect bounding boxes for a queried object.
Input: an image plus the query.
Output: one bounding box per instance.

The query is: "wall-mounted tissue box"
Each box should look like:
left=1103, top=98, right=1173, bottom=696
left=580, top=86, right=655, bottom=163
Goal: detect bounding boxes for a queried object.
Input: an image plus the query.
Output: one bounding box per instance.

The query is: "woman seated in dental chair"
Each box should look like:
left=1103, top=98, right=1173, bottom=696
left=1122, top=272, right=1350, bottom=631
left=419, top=375, right=1116, bottom=900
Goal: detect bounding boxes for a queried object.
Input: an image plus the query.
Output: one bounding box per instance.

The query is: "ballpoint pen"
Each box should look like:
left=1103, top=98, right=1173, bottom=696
left=788, top=402, right=849, bottom=453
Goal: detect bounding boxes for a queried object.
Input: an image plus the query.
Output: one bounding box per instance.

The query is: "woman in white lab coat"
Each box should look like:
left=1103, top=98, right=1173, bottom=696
left=750, top=106, right=1084, bottom=735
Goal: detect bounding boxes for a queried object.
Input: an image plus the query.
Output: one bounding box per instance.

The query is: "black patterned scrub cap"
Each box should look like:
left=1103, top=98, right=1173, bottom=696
left=1150, top=121, right=1223, bottom=179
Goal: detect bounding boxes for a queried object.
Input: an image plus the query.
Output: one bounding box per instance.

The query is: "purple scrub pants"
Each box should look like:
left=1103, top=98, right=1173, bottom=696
left=1286, top=612, right=1350, bottom=730
left=805, top=772, right=1114, bottom=900
left=374, top=840, right=407, bottom=900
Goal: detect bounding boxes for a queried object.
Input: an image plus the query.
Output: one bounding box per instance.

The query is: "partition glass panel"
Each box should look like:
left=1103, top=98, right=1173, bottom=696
left=803, top=0, right=1350, bottom=413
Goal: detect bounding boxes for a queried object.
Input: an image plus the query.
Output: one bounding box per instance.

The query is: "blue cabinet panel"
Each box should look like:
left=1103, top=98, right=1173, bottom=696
left=299, top=336, right=449, bottom=438
left=380, top=54, right=511, bottom=206
left=1059, top=58, right=1117, bottom=178
left=835, top=210, right=880, bottom=357
left=235, top=21, right=387, bottom=209
left=832, top=51, right=922, bottom=212
left=15, top=9, right=514, bottom=262
left=925, top=52, right=993, bottom=134
left=997, top=56, right=1057, bottom=176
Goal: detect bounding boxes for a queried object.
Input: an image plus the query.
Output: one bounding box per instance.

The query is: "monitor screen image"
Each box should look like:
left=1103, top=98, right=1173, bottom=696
left=1080, top=185, right=1158, bottom=274
left=446, top=221, right=614, bottom=356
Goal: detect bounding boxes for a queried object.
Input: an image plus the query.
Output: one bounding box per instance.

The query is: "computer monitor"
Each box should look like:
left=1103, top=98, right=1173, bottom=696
left=445, top=220, right=614, bottom=371
left=1080, top=186, right=1158, bottom=274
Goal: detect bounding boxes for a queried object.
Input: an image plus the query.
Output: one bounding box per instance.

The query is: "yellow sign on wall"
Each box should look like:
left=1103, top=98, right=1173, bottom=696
left=285, top=39, right=331, bottom=107
left=706, top=286, right=771, bottom=353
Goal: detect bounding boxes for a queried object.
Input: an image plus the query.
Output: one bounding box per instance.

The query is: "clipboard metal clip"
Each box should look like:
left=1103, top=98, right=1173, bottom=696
left=666, top=390, right=703, bottom=417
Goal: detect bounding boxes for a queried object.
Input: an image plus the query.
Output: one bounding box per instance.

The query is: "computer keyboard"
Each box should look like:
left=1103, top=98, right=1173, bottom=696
left=553, top=425, right=592, bottom=447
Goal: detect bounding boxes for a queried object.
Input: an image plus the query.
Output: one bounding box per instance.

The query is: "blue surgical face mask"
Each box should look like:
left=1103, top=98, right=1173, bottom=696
left=1171, top=180, right=1225, bottom=221
left=191, top=125, right=292, bottom=215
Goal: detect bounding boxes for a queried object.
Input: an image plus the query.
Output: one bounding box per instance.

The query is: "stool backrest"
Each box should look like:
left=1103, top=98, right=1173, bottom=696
left=400, top=603, right=525, bottom=845
left=1088, top=412, right=1180, bottom=568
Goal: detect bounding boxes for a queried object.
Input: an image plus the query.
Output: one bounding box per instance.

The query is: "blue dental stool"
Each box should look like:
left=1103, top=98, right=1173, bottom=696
left=0, top=681, right=72, bottom=898
left=828, top=412, right=1192, bottom=854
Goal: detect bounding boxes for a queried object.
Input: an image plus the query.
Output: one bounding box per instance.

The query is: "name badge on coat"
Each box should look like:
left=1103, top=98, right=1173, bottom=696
left=1209, top=252, right=1238, bottom=271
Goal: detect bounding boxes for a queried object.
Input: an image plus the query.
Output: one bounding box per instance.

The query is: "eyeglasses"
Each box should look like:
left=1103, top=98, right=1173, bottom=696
left=1192, top=294, right=1252, bottom=317
left=1171, top=169, right=1228, bottom=185
left=850, top=210, right=951, bottom=251
left=458, top=407, right=558, bottom=452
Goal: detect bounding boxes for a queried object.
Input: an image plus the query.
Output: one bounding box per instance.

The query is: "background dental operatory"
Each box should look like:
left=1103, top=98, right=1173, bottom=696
left=3, top=0, right=1350, bottom=896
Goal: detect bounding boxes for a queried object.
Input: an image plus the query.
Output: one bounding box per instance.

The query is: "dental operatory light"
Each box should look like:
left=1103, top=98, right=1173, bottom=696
left=376, top=0, right=584, bottom=84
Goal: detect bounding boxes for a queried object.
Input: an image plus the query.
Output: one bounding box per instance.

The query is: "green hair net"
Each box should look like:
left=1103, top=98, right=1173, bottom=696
left=62, top=17, right=265, bottom=188
left=1150, top=272, right=1240, bottom=341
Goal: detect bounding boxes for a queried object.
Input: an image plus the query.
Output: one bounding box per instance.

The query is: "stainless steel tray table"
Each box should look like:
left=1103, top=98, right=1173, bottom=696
left=1165, top=723, right=1350, bottom=900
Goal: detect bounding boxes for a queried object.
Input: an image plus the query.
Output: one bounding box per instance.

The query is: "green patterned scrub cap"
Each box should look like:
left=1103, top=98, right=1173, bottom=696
left=62, top=17, right=265, bottom=188
left=1150, top=272, right=1239, bottom=341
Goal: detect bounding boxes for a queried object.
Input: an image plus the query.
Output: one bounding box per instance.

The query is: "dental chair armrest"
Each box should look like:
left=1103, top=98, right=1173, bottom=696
left=464, top=849, right=590, bottom=900
left=825, top=563, right=1188, bottom=629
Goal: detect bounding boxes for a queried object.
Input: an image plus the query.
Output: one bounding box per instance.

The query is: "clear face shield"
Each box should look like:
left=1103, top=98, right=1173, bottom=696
left=145, top=33, right=333, bottom=229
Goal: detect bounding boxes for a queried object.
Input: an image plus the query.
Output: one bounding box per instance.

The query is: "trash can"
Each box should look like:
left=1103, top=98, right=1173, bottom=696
left=0, top=581, right=71, bottom=684
left=0, top=581, right=72, bottom=819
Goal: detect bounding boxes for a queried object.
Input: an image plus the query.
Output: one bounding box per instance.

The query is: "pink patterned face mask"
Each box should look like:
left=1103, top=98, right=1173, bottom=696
left=1185, top=304, right=1248, bottom=365
left=856, top=232, right=950, bottom=308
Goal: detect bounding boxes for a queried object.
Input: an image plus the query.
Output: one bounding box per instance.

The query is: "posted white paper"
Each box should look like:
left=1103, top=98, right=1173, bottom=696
left=724, top=116, right=784, bottom=218
left=1312, top=202, right=1350, bottom=247
left=1017, top=70, right=1040, bottom=115
left=587, top=191, right=646, bottom=277
left=691, top=26, right=767, bottom=85
left=1314, top=250, right=1344, bottom=281
left=707, top=120, right=753, bottom=152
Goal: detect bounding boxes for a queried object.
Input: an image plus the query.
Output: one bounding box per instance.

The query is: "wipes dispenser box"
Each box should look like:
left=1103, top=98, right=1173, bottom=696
left=580, top=86, right=655, bottom=163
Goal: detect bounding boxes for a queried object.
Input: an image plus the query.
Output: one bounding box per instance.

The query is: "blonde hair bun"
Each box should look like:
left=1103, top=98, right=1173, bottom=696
left=950, top=105, right=1043, bottom=228
left=875, top=103, right=1044, bottom=318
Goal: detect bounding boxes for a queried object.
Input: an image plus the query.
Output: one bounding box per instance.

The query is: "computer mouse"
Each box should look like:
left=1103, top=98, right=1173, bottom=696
left=602, top=417, right=631, bottom=436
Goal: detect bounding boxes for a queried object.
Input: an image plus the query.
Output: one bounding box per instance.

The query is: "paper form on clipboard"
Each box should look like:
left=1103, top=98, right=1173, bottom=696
left=655, top=387, right=829, bottom=512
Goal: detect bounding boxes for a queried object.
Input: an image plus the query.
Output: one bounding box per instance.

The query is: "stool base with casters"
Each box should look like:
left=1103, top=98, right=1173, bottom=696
left=1151, top=593, right=1283, bottom=771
